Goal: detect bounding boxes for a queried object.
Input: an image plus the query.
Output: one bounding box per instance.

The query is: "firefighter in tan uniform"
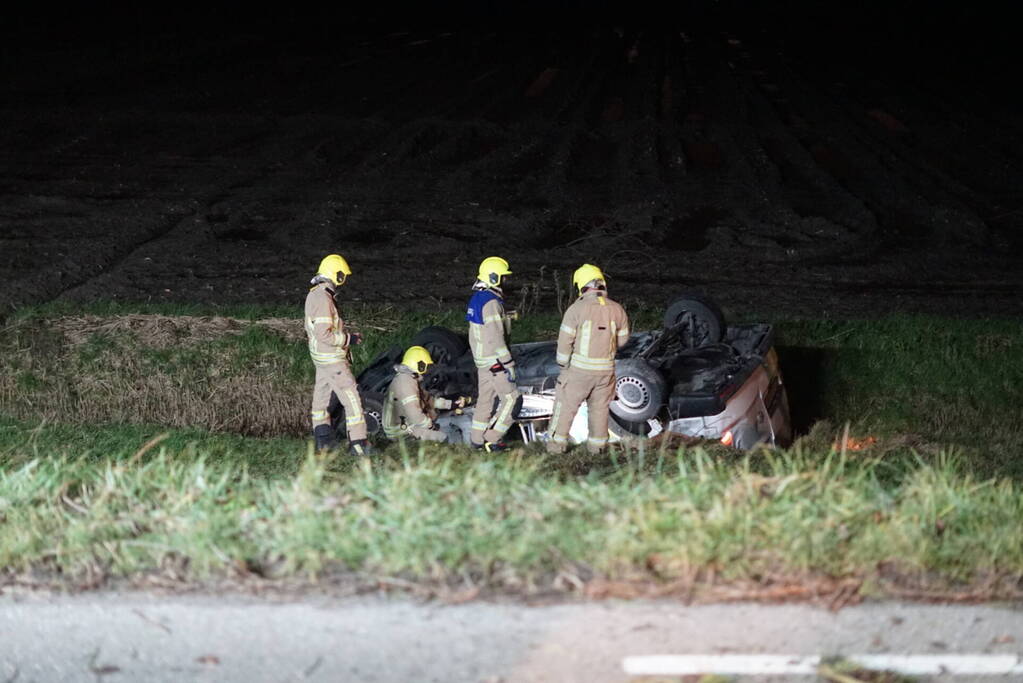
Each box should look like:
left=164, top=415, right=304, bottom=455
left=546, top=264, right=630, bottom=454
left=466, top=256, right=519, bottom=451
left=305, top=254, right=371, bottom=456
left=381, top=346, right=470, bottom=442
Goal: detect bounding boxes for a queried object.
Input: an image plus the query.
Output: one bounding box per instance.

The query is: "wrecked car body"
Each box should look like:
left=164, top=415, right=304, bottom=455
left=339, top=295, right=792, bottom=451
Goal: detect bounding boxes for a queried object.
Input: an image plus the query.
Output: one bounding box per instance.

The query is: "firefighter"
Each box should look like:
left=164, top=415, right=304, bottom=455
left=466, top=256, right=520, bottom=451
left=305, top=253, right=371, bottom=456
left=546, top=264, right=630, bottom=454
left=382, top=346, right=469, bottom=442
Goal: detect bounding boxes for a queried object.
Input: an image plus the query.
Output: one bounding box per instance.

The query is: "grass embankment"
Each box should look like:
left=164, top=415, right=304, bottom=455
left=1, top=303, right=1022, bottom=596
left=2, top=421, right=1022, bottom=599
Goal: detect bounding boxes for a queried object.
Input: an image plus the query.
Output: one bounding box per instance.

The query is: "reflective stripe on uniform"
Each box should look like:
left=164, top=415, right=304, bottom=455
left=488, top=392, right=516, bottom=432
left=560, top=323, right=576, bottom=335
left=483, top=314, right=504, bottom=324
left=400, top=395, right=419, bottom=405
left=568, top=319, right=615, bottom=371
left=597, top=296, right=606, bottom=306
left=469, top=322, right=499, bottom=367
left=343, top=390, right=364, bottom=425
left=556, top=351, right=570, bottom=365
left=310, top=410, right=329, bottom=421
left=579, top=321, right=592, bottom=358
left=570, top=354, right=614, bottom=371
left=587, top=437, right=608, bottom=445
left=306, top=315, right=347, bottom=365
left=549, top=397, right=563, bottom=437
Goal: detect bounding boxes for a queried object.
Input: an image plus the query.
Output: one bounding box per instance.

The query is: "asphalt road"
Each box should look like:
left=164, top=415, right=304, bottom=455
left=2, top=593, right=1022, bottom=682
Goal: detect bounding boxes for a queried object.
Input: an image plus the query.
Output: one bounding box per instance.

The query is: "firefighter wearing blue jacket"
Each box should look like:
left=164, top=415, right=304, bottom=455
left=466, top=257, right=520, bottom=451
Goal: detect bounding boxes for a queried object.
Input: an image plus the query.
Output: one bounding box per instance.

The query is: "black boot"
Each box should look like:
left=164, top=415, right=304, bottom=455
left=349, top=439, right=373, bottom=456
left=313, top=424, right=337, bottom=452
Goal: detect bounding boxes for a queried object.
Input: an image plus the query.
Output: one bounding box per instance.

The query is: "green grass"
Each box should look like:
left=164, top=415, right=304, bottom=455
left=1, top=305, right=1022, bottom=593
left=775, top=317, right=1023, bottom=478
left=1, top=420, right=1021, bottom=595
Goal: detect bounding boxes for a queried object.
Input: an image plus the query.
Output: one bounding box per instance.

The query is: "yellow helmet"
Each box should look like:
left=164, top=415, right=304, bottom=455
left=401, top=345, right=434, bottom=374
left=317, top=254, right=352, bottom=286
left=477, top=256, right=512, bottom=287
left=572, top=264, right=605, bottom=293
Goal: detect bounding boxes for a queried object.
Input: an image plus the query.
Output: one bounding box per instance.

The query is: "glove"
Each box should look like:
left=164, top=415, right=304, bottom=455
left=505, top=364, right=517, bottom=382
left=455, top=396, right=472, bottom=408
left=348, top=332, right=363, bottom=346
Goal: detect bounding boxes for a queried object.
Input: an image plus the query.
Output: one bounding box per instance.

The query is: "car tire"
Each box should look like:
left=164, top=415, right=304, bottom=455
left=663, top=293, right=726, bottom=347
left=609, top=413, right=650, bottom=437
left=356, top=345, right=402, bottom=395
left=611, top=358, right=666, bottom=426
left=410, top=326, right=470, bottom=367
left=331, top=391, right=385, bottom=439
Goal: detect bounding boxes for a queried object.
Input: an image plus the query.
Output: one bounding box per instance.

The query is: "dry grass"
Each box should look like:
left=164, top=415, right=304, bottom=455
left=1, top=314, right=310, bottom=435
left=50, top=314, right=305, bottom=347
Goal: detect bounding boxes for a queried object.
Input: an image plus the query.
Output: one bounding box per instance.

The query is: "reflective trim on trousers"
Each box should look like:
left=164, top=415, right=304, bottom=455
left=343, top=389, right=365, bottom=425
left=489, top=394, right=516, bottom=432
left=549, top=398, right=563, bottom=438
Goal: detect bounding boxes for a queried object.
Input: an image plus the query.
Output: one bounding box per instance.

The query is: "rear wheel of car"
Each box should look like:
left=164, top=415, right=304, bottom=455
left=663, top=293, right=726, bottom=348
left=410, top=326, right=470, bottom=367
left=611, top=358, right=666, bottom=428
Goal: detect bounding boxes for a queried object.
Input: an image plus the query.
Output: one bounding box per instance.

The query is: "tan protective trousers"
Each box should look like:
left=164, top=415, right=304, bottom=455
left=310, top=362, right=367, bottom=441
left=546, top=367, right=615, bottom=454
left=471, top=370, right=520, bottom=445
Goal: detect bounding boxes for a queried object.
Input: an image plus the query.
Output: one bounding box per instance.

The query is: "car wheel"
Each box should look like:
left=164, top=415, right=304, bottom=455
left=410, top=326, right=470, bottom=367
left=663, top=293, right=726, bottom=347
left=611, top=358, right=666, bottom=426
left=609, top=413, right=650, bottom=437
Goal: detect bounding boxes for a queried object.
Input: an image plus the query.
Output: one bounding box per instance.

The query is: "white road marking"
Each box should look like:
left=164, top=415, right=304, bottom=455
left=623, top=654, right=1023, bottom=676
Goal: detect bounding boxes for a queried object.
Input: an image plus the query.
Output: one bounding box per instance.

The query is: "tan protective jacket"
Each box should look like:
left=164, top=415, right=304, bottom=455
left=556, top=289, right=630, bottom=372
left=382, top=365, right=452, bottom=438
left=467, top=290, right=514, bottom=369
left=304, top=281, right=353, bottom=366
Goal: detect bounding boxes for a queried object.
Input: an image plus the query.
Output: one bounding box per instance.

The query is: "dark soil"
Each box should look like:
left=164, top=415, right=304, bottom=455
left=2, top=5, right=1022, bottom=320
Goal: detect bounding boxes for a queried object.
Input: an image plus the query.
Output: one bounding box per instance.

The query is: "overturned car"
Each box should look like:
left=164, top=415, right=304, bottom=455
left=333, top=294, right=792, bottom=450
